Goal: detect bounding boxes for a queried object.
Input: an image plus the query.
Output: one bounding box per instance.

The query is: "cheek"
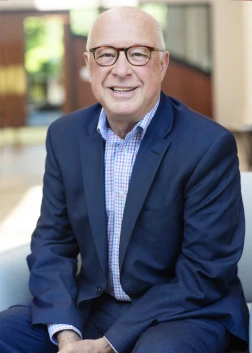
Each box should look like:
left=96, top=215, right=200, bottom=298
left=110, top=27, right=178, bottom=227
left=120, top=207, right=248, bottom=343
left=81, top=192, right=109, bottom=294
left=140, top=65, right=162, bottom=85
left=144, top=73, right=162, bottom=91
left=89, top=74, right=103, bottom=92
left=90, top=69, right=109, bottom=89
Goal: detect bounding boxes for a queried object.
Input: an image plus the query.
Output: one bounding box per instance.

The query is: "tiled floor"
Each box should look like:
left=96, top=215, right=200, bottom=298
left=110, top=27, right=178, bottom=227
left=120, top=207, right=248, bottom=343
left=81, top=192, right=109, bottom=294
left=0, top=135, right=250, bottom=252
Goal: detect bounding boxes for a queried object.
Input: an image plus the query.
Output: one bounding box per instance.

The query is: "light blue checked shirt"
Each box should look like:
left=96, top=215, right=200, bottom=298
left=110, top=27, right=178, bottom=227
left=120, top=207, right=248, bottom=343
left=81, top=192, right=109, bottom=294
left=48, top=98, right=160, bottom=345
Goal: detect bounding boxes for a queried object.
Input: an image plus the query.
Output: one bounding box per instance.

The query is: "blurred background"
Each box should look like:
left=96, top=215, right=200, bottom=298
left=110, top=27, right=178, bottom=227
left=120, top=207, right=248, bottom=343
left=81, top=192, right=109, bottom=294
left=1, top=0, right=252, bottom=251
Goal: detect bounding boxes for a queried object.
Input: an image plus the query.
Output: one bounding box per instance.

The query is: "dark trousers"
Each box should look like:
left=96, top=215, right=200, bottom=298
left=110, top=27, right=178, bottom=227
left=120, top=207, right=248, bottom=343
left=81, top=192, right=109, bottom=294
left=0, top=293, right=230, bottom=353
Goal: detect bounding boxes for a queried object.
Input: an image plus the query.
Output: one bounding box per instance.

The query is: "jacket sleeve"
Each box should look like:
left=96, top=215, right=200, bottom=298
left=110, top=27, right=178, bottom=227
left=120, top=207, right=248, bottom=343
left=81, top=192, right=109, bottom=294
left=105, top=130, right=246, bottom=352
left=27, top=125, right=84, bottom=332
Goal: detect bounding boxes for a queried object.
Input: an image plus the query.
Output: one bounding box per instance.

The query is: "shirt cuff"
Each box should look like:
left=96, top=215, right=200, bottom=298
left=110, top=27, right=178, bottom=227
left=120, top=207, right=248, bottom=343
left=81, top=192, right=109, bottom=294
left=104, top=335, right=118, bottom=353
left=48, top=324, right=82, bottom=346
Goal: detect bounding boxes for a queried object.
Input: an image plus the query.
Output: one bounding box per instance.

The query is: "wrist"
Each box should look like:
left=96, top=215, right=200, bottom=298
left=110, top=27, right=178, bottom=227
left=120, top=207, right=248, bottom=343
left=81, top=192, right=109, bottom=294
left=56, top=329, right=81, bottom=349
left=100, top=337, right=115, bottom=353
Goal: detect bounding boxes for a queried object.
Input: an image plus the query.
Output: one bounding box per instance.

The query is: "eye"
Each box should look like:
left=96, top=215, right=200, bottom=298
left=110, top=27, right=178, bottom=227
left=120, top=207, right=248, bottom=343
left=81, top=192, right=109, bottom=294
left=128, top=47, right=150, bottom=60
left=96, top=48, right=117, bottom=59
left=132, top=52, right=147, bottom=57
left=98, top=52, right=116, bottom=58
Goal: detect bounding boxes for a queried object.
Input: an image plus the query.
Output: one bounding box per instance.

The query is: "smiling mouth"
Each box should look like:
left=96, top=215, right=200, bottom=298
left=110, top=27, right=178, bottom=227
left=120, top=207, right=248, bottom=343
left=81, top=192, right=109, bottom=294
left=110, top=87, right=137, bottom=93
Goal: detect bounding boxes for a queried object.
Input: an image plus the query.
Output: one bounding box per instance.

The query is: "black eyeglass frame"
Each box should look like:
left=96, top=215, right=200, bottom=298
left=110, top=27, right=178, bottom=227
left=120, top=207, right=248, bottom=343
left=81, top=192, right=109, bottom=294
left=88, top=45, right=165, bottom=67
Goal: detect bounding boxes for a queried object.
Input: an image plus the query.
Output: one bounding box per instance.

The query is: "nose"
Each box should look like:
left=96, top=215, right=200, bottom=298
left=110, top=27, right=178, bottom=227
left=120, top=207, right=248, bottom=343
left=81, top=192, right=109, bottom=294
left=111, top=51, right=132, bottom=77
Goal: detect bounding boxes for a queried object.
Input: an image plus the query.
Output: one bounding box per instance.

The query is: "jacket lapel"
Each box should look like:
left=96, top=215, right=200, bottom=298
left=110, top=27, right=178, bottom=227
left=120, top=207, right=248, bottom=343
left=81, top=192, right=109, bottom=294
left=79, top=127, right=108, bottom=278
left=119, top=93, right=174, bottom=270
left=78, top=93, right=175, bottom=275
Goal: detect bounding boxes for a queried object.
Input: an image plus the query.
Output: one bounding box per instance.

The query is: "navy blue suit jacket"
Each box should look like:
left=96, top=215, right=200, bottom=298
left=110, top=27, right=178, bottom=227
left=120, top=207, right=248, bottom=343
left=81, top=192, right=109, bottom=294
left=27, top=92, right=249, bottom=352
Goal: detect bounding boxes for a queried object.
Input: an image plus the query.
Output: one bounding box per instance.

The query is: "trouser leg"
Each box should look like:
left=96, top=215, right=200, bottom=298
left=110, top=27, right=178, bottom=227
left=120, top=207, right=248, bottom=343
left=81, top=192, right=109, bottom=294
left=0, top=294, right=131, bottom=353
left=131, top=318, right=230, bottom=353
left=0, top=295, right=230, bottom=353
left=0, top=304, right=57, bottom=353
left=84, top=295, right=231, bottom=353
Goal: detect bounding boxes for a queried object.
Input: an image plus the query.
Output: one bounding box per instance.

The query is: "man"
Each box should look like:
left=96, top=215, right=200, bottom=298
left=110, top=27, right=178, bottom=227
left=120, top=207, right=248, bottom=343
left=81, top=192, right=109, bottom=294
left=0, top=6, right=249, bottom=353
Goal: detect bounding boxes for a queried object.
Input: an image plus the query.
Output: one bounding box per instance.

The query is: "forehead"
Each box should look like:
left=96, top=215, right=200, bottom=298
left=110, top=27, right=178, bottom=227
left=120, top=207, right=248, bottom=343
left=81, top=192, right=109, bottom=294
left=90, top=15, right=158, bottom=48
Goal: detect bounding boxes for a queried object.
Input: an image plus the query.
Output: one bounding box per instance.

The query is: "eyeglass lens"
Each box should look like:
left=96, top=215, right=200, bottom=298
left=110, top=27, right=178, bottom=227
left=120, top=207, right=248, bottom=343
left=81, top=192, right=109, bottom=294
left=94, top=46, right=151, bottom=66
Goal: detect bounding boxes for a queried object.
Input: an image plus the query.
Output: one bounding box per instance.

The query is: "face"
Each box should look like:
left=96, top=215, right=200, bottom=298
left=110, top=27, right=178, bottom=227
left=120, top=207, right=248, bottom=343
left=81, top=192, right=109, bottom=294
left=84, top=11, right=169, bottom=124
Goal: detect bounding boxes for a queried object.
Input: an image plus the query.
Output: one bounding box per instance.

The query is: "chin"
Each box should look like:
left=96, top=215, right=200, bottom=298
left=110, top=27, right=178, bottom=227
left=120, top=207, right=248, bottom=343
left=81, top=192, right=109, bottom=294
left=110, top=108, right=139, bottom=119
left=110, top=102, right=140, bottom=115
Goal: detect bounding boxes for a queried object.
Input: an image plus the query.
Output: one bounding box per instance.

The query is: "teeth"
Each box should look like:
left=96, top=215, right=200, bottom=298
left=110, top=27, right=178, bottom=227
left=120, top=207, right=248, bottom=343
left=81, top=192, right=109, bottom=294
left=113, top=88, right=134, bottom=92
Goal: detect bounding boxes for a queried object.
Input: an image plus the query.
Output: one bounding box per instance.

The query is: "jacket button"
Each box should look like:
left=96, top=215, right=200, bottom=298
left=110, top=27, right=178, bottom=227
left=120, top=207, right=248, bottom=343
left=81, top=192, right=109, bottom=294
left=152, top=319, right=158, bottom=326
left=96, top=286, right=102, bottom=295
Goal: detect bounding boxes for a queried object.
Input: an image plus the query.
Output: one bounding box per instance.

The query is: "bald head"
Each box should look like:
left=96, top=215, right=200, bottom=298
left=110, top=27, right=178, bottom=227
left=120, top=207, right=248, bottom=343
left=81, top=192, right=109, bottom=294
left=86, top=6, right=165, bottom=50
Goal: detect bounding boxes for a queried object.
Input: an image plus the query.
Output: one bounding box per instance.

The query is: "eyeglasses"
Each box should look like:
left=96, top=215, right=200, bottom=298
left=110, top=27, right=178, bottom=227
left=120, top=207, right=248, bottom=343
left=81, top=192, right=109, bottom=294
left=88, top=45, right=165, bottom=67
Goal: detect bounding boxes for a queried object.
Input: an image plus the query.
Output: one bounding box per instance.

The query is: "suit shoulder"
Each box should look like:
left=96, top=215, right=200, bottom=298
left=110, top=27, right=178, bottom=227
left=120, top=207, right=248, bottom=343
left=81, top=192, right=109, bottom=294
left=164, top=96, right=237, bottom=160
left=169, top=96, right=232, bottom=139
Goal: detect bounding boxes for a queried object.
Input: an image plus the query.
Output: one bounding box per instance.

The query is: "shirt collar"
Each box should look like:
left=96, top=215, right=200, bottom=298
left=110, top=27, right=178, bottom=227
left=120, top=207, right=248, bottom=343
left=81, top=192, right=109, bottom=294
left=97, top=96, right=160, bottom=141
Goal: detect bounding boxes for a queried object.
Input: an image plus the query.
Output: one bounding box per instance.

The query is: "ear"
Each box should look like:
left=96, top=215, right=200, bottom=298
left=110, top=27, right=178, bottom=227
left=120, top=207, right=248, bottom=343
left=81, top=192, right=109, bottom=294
left=160, top=51, right=169, bottom=81
left=83, top=52, right=91, bottom=82
left=83, top=51, right=89, bottom=65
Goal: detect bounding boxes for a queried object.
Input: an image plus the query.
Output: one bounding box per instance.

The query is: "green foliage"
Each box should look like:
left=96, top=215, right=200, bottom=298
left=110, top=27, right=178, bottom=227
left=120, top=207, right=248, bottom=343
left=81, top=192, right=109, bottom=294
left=24, top=17, right=46, bottom=52
left=24, top=17, right=64, bottom=76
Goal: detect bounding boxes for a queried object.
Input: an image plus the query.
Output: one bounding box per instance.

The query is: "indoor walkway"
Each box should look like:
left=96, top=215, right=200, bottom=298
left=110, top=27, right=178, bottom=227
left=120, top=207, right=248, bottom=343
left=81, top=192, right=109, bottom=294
left=0, top=143, right=46, bottom=251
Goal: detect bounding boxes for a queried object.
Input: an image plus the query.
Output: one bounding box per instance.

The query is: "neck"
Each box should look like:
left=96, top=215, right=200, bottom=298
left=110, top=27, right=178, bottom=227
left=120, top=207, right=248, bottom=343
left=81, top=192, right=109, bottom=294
left=107, top=119, right=139, bottom=139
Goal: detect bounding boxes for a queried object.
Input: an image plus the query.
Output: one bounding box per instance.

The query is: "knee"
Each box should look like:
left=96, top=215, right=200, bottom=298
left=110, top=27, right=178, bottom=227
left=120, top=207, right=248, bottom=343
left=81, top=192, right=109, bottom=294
left=132, top=332, right=175, bottom=353
left=0, top=305, right=30, bottom=341
left=0, top=308, right=15, bottom=339
left=132, top=341, right=175, bottom=353
left=0, top=306, right=57, bottom=353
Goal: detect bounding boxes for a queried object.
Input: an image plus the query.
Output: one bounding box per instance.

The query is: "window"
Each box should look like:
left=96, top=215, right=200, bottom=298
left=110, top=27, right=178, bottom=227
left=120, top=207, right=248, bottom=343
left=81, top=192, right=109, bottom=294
left=166, top=4, right=212, bottom=73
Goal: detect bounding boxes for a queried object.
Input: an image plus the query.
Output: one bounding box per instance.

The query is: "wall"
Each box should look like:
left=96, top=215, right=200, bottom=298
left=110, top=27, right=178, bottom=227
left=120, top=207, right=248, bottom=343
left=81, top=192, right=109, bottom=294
left=143, top=0, right=252, bottom=128
left=0, top=14, right=27, bottom=127
left=243, top=2, right=252, bottom=125
left=163, top=59, right=212, bottom=118
left=212, top=0, right=245, bottom=127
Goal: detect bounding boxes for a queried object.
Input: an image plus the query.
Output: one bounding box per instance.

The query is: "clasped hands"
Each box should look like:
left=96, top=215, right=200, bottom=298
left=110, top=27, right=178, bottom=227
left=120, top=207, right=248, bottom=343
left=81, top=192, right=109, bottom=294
left=57, top=329, right=114, bottom=353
